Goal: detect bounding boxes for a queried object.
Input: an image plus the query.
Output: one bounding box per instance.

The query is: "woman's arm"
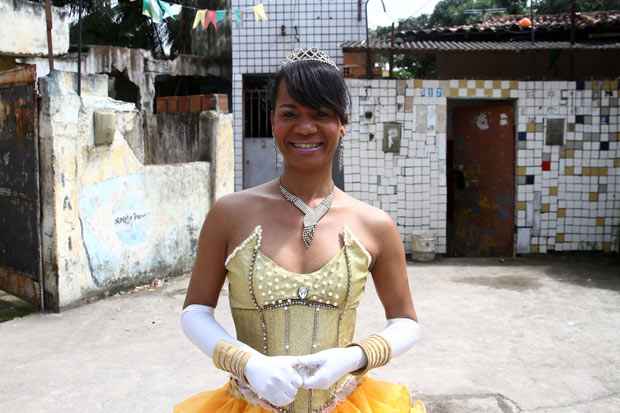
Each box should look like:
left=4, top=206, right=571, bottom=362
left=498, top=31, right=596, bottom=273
left=180, top=196, right=303, bottom=407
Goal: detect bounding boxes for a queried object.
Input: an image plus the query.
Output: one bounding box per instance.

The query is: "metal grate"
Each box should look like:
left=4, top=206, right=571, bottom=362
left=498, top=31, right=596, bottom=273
left=243, top=86, right=272, bottom=138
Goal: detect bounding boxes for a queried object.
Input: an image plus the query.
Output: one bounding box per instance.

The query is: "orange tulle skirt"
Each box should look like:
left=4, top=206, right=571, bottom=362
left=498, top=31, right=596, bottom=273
left=174, top=376, right=426, bottom=413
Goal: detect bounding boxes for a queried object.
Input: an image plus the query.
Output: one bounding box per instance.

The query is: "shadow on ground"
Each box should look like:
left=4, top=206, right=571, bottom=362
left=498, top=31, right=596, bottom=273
left=0, top=292, right=35, bottom=322
left=410, top=253, right=620, bottom=293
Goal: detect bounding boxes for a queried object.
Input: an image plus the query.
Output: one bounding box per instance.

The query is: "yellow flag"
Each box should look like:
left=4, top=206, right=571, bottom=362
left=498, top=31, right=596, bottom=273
left=193, top=10, right=206, bottom=29
left=253, top=3, right=267, bottom=21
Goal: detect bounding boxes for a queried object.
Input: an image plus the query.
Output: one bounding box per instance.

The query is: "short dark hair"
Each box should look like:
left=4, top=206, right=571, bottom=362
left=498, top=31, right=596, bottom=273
left=269, top=60, right=350, bottom=124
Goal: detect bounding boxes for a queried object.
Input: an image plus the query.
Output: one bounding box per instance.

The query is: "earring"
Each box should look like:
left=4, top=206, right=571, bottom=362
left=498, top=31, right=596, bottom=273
left=338, top=138, right=344, bottom=172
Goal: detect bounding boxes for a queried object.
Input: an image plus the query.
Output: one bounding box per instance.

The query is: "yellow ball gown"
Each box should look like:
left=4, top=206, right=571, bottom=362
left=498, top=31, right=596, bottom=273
left=175, top=226, right=426, bottom=413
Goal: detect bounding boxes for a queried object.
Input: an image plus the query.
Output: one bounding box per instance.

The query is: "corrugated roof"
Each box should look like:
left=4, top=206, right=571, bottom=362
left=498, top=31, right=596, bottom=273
left=342, top=40, right=620, bottom=52
left=395, top=11, right=620, bottom=42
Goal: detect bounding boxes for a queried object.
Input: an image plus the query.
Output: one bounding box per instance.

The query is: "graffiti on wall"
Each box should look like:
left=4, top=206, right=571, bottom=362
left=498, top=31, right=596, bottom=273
left=79, top=173, right=151, bottom=285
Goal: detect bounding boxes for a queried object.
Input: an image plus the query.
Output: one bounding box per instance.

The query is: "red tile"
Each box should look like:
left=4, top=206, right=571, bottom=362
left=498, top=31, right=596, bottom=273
left=542, top=160, right=551, bottom=171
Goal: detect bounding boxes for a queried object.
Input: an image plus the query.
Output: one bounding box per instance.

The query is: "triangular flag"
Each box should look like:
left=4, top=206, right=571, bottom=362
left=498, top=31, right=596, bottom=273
left=193, top=10, right=206, bottom=29
left=204, top=10, right=218, bottom=30
left=253, top=3, right=267, bottom=21
left=142, top=0, right=181, bottom=23
left=142, top=0, right=163, bottom=23
left=216, top=10, right=227, bottom=24
left=233, top=9, right=243, bottom=25
left=163, top=2, right=182, bottom=19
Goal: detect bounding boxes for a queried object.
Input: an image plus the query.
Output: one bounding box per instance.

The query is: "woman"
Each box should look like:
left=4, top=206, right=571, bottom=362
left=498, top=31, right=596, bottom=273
left=175, top=48, right=425, bottom=413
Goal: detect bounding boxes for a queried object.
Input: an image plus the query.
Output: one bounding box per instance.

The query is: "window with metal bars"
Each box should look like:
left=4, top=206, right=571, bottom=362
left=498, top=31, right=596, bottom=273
left=243, top=75, right=273, bottom=138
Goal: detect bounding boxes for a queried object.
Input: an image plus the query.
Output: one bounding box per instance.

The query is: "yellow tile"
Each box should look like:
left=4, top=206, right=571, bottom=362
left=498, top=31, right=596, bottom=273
left=596, top=217, right=605, bottom=226
left=558, top=208, right=566, bottom=218
left=612, top=80, right=619, bottom=90
left=556, top=233, right=565, bottom=243
left=516, top=201, right=526, bottom=211
left=517, top=166, right=527, bottom=176
left=615, top=158, right=620, bottom=167
left=592, top=81, right=601, bottom=91
left=616, top=132, right=620, bottom=141
left=467, top=88, right=476, bottom=97
left=458, top=79, right=467, bottom=88
left=603, top=242, right=611, bottom=252
left=527, top=122, right=536, bottom=133
left=589, top=192, right=599, bottom=202
left=475, top=80, right=484, bottom=88
left=598, top=167, right=608, bottom=176
left=565, top=166, right=574, bottom=176
left=549, top=186, right=558, bottom=196
left=531, top=245, right=539, bottom=253
left=509, top=80, right=518, bottom=90
left=448, top=88, right=459, bottom=97
left=583, top=167, right=593, bottom=177
left=484, top=88, right=493, bottom=97
left=603, top=80, right=611, bottom=91
left=561, top=148, right=574, bottom=159
left=542, top=203, right=550, bottom=213
left=493, top=80, right=501, bottom=89
left=501, top=89, right=510, bottom=98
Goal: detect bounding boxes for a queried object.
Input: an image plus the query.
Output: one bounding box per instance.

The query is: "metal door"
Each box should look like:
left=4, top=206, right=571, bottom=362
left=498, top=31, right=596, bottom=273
left=0, top=65, right=43, bottom=308
left=449, top=102, right=515, bottom=256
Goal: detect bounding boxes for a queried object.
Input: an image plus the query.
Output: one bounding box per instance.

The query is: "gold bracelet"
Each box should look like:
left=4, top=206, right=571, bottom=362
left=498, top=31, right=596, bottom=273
left=213, top=341, right=252, bottom=380
left=346, top=334, right=392, bottom=376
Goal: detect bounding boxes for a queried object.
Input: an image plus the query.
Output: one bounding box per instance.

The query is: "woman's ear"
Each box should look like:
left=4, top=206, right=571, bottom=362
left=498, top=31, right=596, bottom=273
left=340, top=125, right=347, bottom=138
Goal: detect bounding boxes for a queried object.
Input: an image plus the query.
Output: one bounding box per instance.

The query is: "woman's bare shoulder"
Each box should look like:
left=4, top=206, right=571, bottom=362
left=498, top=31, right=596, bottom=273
left=339, top=191, right=395, bottom=231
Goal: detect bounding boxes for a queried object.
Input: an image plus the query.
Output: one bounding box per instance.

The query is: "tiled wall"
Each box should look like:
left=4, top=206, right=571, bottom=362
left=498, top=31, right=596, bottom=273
left=344, top=79, right=620, bottom=254
left=231, top=0, right=366, bottom=190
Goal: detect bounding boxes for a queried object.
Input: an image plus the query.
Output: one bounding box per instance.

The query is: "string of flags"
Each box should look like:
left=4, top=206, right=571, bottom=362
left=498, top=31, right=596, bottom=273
left=141, top=0, right=269, bottom=27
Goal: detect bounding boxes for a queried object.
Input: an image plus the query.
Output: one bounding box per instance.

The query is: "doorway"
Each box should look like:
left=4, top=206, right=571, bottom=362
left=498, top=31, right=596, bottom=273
left=447, top=100, right=516, bottom=257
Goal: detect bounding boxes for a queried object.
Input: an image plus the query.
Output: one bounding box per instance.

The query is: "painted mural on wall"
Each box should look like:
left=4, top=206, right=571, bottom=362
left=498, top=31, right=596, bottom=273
left=79, top=173, right=151, bottom=286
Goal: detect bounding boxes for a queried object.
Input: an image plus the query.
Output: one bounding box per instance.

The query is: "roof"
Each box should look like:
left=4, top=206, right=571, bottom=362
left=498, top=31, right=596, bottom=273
left=342, top=40, right=620, bottom=52
left=395, top=11, right=620, bottom=42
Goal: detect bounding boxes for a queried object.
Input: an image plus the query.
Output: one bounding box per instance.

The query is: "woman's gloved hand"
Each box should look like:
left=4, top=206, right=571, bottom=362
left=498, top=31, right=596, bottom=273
left=296, top=347, right=366, bottom=390
left=244, top=354, right=304, bottom=407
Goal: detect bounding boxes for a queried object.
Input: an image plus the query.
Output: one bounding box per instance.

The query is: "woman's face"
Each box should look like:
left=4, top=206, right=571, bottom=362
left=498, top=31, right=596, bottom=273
left=271, top=80, right=346, bottom=172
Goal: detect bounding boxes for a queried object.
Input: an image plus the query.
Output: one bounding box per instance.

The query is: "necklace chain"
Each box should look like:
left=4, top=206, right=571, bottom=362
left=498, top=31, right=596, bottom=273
left=279, top=182, right=335, bottom=248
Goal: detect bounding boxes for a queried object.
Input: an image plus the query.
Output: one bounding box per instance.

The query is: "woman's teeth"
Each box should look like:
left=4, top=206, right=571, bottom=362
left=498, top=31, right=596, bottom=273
left=292, top=143, right=321, bottom=148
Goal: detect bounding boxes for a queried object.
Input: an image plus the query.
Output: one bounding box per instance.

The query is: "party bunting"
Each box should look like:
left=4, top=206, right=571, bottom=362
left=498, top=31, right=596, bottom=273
left=142, top=0, right=181, bottom=23
left=253, top=3, right=267, bottom=21
left=216, top=10, right=227, bottom=24
left=192, top=9, right=206, bottom=29
left=204, top=10, right=218, bottom=30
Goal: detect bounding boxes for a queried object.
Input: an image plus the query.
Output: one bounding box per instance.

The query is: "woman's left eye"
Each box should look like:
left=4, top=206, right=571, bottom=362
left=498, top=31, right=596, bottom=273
left=316, top=111, right=330, bottom=118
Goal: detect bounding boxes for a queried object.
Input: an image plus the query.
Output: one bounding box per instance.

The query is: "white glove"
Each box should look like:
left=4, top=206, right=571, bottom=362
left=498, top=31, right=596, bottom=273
left=181, top=304, right=303, bottom=406
left=244, top=354, right=304, bottom=407
left=298, top=317, right=420, bottom=390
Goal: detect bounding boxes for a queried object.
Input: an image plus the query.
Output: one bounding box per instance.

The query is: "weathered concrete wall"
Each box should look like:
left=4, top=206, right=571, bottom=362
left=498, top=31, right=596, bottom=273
left=201, top=111, right=235, bottom=203
left=0, top=0, right=70, bottom=57
left=18, top=46, right=231, bottom=112
left=38, top=71, right=213, bottom=309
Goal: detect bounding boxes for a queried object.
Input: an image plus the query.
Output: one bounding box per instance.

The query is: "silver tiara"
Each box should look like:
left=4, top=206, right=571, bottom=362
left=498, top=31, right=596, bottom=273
left=281, top=48, right=338, bottom=70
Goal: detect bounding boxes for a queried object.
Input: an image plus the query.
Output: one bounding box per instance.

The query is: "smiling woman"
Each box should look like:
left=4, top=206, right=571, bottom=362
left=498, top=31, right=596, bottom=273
left=175, top=48, right=426, bottom=413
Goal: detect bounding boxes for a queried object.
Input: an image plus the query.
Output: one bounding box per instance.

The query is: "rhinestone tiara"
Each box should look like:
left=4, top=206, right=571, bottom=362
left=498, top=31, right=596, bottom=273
left=281, top=48, right=338, bottom=70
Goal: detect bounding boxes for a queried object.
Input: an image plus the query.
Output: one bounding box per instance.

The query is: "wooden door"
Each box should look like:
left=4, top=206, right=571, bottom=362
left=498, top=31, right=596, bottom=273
left=448, top=102, right=515, bottom=257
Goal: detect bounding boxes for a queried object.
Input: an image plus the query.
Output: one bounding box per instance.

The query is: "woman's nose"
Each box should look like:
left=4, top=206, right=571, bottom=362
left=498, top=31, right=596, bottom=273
left=294, top=118, right=318, bottom=134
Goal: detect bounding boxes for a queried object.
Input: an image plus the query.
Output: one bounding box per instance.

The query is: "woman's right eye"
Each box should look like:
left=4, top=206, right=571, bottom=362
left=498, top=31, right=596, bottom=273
left=281, top=111, right=296, bottom=118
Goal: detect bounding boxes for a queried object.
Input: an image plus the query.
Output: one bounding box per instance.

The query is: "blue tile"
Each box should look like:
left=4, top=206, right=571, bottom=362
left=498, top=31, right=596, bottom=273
left=518, top=132, right=527, bottom=141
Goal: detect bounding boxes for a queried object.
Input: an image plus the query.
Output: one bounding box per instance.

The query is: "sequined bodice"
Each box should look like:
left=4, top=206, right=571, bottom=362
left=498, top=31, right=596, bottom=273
left=224, top=225, right=372, bottom=412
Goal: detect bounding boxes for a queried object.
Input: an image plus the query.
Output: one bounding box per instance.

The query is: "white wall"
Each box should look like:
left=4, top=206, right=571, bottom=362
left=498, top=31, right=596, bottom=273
left=344, top=78, right=620, bottom=255
left=0, top=0, right=70, bottom=56
left=231, top=0, right=367, bottom=190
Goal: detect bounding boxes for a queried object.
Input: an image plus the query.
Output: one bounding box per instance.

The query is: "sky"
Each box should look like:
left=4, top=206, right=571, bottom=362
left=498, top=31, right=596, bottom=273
left=367, top=0, right=443, bottom=29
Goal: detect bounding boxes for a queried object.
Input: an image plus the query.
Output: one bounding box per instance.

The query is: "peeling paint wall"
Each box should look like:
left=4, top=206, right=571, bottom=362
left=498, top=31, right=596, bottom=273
left=37, top=71, right=231, bottom=309
left=0, top=0, right=70, bottom=57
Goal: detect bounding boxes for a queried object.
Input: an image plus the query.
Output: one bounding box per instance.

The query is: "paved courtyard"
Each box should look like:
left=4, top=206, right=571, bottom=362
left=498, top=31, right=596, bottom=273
left=1, top=255, right=619, bottom=413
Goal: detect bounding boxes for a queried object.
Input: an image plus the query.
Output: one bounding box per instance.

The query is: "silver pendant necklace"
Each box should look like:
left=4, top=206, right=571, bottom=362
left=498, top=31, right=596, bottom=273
left=279, top=181, right=335, bottom=248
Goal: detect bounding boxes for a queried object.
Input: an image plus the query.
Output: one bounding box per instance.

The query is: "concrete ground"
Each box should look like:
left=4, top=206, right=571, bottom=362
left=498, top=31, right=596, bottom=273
left=1, top=255, right=619, bottom=413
